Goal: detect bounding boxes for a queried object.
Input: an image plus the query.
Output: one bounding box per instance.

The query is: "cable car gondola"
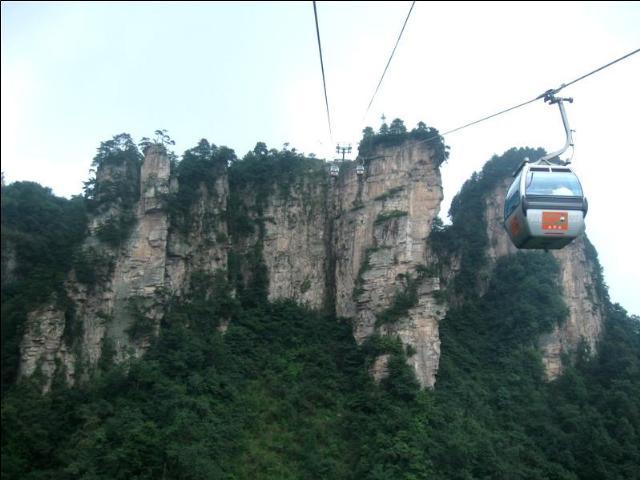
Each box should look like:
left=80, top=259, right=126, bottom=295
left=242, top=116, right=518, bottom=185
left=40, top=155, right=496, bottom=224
left=330, top=164, right=339, bottom=177
left=356, top=163, right=365, bottom=176
left=503, top=94, right=588, bottom=250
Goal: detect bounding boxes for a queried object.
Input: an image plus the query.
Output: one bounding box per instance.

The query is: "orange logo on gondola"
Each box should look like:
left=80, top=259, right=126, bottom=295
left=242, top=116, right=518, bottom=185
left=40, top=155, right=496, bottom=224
left=542, top=211, right=569, bottom=231
left=510, top=216, right=521, bottom=236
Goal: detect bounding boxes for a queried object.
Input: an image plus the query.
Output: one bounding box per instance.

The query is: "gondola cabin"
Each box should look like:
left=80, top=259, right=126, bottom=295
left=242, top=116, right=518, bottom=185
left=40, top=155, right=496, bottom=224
left=503, top=162, right=587, bottom=249
left=356, top=164, right=365, bottom=176
left=330, top=164, right=339, bottom=177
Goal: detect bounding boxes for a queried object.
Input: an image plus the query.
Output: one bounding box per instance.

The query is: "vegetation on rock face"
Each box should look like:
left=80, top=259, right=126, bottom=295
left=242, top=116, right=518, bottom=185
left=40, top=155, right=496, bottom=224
left=84, top=133, right=142, bottom=209
left=1, top=140, right=639, bottom=479
left=229, top=142, right=325, bottom=205
left=1, top=181, right=87, bottom=394
left=373, top=185, right=405, bottom=202
left=169, top=138, right=234, bottom=236
left=226, top=142, right=326, bottom=306
left=358, top=119, right=450, bottom=166
left=374, top=209, right=408, bottom=225
left=430, top=147, right=546, bottom=296
left=84, top=133, right=142, bottom=248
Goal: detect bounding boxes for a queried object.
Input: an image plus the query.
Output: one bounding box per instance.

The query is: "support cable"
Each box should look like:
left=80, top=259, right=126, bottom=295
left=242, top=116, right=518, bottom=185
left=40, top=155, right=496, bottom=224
left=313, top=1, right=333, bottom=139
left=363, top=1, right=416, bottom=120
left=405, top=48, right=640, bottom=150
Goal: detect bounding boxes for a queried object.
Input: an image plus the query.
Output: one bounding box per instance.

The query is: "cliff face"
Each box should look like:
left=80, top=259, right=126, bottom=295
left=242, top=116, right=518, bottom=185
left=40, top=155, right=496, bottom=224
left=19, top=146, right=173, bottom=387
left=17, top=141, right=605, bottom=389
left=331, top=143, right=445, bottom=387
left=166, top=173, right=229, bottom=296
left=19, top=305, right=70, bottom=391
left=107, top=146, right=171, bottom=356
left=484, top=179, right=605, bottom=379
left=260, top=178, right=329, bottom=308
left=541, top=237, right=605, bottom=379
left=18, top=141, right=446, bottom=389
left=228, top=142, right=446, bottom=387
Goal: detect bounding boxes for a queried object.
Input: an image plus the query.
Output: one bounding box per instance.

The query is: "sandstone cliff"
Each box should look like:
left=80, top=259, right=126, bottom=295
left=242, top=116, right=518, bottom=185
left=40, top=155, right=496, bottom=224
left=227, top=141, right=446, bottom=387
left=18, top=140, right=447, bottom=389
left=19, top=146, right=172, bottom=388
left=331, top=142, right=445, bottom=388
left=17, top=141, right=605, bottom=390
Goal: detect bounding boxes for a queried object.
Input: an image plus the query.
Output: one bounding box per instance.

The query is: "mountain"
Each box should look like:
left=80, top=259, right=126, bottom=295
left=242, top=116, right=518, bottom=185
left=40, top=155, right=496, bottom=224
left=2, top=127, right=638, bottom=479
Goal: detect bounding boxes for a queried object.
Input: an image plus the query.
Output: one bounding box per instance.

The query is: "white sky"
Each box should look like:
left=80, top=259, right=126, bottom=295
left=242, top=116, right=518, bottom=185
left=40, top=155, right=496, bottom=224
left=2, top=1, right=639, bottom=315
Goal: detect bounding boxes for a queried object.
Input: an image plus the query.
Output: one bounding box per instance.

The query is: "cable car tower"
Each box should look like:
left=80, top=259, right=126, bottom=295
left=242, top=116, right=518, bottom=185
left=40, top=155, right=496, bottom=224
left=336, top=143, right=352, bottom=161
left=503, top=93, right=588, bottom=250
left=330, top=143, right=352, bottom=178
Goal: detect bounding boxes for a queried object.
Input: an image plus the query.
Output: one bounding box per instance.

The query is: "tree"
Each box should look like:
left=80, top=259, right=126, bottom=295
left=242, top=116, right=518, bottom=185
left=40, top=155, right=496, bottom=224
left=389, top=118, right=407, bottom=135
left=139, top=129, right=176, bottom=155
left=92, top=133, right=140, bottom=169
left=253, top=142, right=268, bottom=156
left=362, top=126, right=375, bottom=139
left=154, top=129, right=175, bottom=147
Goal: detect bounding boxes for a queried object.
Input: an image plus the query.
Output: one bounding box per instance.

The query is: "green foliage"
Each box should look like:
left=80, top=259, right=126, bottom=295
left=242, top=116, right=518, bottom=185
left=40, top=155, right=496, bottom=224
left=1, top=181, right=87, bottom=393
left=352, top=246, right=386, bottom=299
left=229, top=142, right=325, bottom=205
left=389, top=118, right=407, bottom=135
left=373, top=185, right=404, bottom=202
left=226, top=193, right=255, bottom=241
left=358, top=119, right=450, bottom=166
left=226, top=144, right=325, bottom=307
left=1, top=283, right=373, bottom=479
left=138, top=129, right=175, bottom=155
left=91, top=133, right=141, bottom=170
left=430, top=147, right=546, bottom=295
left=85, top=133, right=141, bottom=209
left=2, top=143, right=639, bottom=480
left=215, top=231, right=228, bottom=244
left=62, top=299, right=83, bottom=347
left=125, top=297, right=156, bottom=341
left=583, top=236, right=610, bottom=305
left=361, top=333, right=405, bottom=358
left=83, top=133, right=142, bottom=248
left=169, top=139, right=235, bottom=235
left=1, top=182, right=87, bottom=288
left=3, top=251, right=640, bottom=480
left=95, top=209, right=137, bottom=248
left=374, top=265, right=437, bottom=328
left=375, top=272, right=421, bottom=327
left=350, top=200, right=365, bottom=211
left=72, top=246, right=114, bottom=290
left=98, top=336, right=117, bottom=372
left=374, top=209, right=408, bottom=225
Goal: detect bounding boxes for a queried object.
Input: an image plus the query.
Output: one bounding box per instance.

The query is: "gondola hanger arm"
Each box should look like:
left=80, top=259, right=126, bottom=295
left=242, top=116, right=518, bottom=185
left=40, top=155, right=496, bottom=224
left=537, top=94, right=574, bottom=165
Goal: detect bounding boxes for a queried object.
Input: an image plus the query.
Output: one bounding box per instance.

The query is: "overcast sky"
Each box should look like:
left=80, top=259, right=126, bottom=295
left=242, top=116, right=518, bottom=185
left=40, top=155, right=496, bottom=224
left=2, top=1, right=639, bottom=315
